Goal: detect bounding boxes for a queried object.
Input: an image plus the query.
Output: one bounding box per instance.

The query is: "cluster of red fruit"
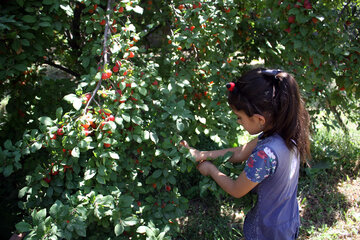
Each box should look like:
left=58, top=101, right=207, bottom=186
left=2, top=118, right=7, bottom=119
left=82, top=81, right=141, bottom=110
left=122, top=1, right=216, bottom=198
left=295, top=0, right=312, bottom=9
left=43, top=162, right=73, bottom=184
left=50, top=125, right=64, bottom=140
left=284, top=0, right=313, bottom=33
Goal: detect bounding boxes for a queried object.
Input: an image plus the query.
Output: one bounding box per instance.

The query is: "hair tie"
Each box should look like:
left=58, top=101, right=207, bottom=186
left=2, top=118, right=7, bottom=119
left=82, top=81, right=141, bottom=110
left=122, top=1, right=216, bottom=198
left=262, top=69, right=283, bottom=99
left=262, top=69, right=282, bottom=77
left=226, top=82, right=236, bottom=92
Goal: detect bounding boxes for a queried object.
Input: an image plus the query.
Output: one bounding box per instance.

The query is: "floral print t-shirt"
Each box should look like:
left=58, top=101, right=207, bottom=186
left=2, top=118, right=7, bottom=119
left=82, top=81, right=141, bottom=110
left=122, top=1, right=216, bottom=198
left=244, top=145, right=278, bottom=183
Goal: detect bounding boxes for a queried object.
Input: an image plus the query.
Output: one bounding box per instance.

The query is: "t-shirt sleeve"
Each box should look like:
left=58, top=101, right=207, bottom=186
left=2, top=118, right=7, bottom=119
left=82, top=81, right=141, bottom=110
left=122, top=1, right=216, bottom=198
left=244, top=145, right=278, bottom=183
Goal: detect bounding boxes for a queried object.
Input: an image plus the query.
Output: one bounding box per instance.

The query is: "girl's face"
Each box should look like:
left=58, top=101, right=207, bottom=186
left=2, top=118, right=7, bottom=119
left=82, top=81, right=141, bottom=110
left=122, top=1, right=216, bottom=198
left=232, top=109, right=265, bottom=135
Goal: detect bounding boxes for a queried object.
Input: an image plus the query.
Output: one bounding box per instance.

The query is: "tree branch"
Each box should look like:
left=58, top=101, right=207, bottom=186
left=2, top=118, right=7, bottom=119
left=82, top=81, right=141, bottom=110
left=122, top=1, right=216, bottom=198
left=336, top=0, right=352, bottom=23
left=84, top=0, right=113, bottom=113
left=44, top=60, right=80, bottom=78
left=69, top=2, right=85, bottom=51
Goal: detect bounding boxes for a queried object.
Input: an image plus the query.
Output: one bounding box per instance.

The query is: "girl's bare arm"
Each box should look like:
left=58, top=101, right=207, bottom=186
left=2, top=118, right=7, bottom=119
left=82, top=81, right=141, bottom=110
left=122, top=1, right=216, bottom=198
left=181, top=138, right=258, bottom=163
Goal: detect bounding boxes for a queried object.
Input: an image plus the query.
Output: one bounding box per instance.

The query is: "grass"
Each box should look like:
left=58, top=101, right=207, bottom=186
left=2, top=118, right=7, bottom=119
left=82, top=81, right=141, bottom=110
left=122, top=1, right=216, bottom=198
left=176, top=121, right=360, bottom=240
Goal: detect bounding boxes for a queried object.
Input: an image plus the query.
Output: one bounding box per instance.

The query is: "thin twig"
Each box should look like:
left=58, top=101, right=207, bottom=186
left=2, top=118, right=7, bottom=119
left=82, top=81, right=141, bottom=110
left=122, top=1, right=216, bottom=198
left=336, top=0, right=352, bottom=23
left=84, top=0, right=114, bottom=113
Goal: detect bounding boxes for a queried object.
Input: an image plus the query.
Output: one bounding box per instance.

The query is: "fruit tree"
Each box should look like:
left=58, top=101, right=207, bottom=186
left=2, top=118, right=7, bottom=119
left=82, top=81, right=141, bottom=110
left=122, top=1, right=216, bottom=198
left=0, top=0, right=359, bottom=239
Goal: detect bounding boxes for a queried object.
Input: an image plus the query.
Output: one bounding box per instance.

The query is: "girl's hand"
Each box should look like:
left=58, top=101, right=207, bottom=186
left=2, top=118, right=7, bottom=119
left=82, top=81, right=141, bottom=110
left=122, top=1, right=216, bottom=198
left=197, top=161, right=217, bottom=176
left=179, top=140, right=205, bottom=162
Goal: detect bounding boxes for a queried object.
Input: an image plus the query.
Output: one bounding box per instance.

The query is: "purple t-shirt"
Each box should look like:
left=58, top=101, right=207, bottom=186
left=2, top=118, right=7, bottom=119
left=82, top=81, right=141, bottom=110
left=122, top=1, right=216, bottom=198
left=243, top=134, right=300, bottom=240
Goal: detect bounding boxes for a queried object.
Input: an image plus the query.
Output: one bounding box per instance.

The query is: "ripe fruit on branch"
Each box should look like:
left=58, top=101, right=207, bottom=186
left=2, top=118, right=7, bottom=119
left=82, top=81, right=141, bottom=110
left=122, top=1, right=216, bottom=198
left=103, top=143, right=111, bottom=148
left=57, top=127, right=64, bottom=136
left=100, top=19, right=106, bottom=25
left=84, top=93, right=91, bottom=103
left=113, top=66, right=119, bottom=72
left=43, top=176, right=51, bottom=183
left=107, top=115, right=115, bottom=121
left=304, top=0, right=312, bottom=9
left=101, top=70, right=112, bottom=80
left=288, top=15, right=295, bottom=23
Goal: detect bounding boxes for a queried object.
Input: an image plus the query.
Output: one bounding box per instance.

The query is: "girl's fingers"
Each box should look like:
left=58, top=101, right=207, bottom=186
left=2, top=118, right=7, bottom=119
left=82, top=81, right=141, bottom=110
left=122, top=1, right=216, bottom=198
left=179, top=140, right=190, bottom=148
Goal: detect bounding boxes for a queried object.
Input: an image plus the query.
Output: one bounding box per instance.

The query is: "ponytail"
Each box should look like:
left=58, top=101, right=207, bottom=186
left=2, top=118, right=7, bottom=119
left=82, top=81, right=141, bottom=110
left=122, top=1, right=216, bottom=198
left=271, top=72, right=311, bottom=163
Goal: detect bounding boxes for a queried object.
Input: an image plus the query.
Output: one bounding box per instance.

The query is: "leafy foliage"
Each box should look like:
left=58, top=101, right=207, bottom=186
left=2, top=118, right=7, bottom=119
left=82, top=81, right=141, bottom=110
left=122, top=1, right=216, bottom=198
left=0, top=0, right=359, bottom=239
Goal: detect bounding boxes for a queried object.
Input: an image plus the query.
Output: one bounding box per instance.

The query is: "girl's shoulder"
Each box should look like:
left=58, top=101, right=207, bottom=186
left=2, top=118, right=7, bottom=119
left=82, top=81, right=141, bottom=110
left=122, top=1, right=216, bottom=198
left=257, top=133, right=286, bottom=148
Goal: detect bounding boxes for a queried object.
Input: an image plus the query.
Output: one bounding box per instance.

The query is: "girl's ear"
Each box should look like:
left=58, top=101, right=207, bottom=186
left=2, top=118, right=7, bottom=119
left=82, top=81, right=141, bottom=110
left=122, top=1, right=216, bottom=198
left=253, top=114, right=266, bottom=128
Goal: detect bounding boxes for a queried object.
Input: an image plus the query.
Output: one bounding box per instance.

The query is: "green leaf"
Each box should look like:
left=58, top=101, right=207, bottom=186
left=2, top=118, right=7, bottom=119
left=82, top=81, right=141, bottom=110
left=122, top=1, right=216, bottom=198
left=98, top=165, right=106, bottom=176
left=18, top=186, right=29, bottom=198
left=122, top=216, right=138, bottom=226
left=4, top=139, right=12, bottom=150
left=15, top=221, right=32, bottom=232
left=56, top=107, right=63, bottom=120
left=132, top=5, right=144, bottom=14
left=136, top=226, right=148, bottom=234
left=42, top=0, right=54, bottom=5
left=60, top=4, right=73, bottom=16
left=114, top=223, right=124, bottom=236
left=36, top=209, right=47, bottom=221
left=150, top=132, right=159, bottom=144
left=39, top=116, right=53, bottom=126
left=82, top=57, right=90, bottom=68
left=176, top=119, right=185, bottom=132
left=133, top=135, right=142, bottom=143
left=22, top=15, right=36, bottom=23
left=73, top=98, right=82, bottom=110
left=16, top=0, right=24, bottom=7
left=39, top=22, right=51, bottom=27
left=40, top=180, right=49, bottom=188
left=71, top=147, right=80, bottom=158
left=118, top=195, right=134, bottom=207
left=50, top=200, right=64, bottom=218
left=31, top=142, right=42, bottom=152
left=73, top=220, right=86, bottom=237
left=84, top=168, right=96, bottom=180
left=151, top=169, right=162, bottom=179
left=14, top=64, right=27, bottom=71
left=3, top=165, right=14, bottom=177
left=109, top=152, right=119, bottom=159
left=21, top=39, right=30, bottom=46
left=54, top=21, right=62, bottom=31
left=96, top=175, right=106, bottom=184
left=138, top=87, right=147, bottom=96
left=132, top=116, right=143, bottom=125
left=122, top=113, right=131, bottom=122
left=63, top=93, right=77, bottom=103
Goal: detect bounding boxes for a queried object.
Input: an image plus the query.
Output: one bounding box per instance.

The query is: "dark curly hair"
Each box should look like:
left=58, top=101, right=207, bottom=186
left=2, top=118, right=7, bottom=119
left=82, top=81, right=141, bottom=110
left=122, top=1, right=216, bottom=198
left=227, top=68, right=311, bottom=163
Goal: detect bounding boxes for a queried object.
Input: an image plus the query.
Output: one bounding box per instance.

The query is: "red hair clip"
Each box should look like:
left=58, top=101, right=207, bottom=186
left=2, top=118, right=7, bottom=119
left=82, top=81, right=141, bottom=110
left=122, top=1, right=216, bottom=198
left=226, top=82, right=235, bottom=92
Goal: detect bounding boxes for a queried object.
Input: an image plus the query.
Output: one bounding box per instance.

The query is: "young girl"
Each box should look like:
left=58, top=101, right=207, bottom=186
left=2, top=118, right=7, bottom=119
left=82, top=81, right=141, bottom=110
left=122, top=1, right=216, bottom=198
left=181, top=68, right=310, bottom=240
